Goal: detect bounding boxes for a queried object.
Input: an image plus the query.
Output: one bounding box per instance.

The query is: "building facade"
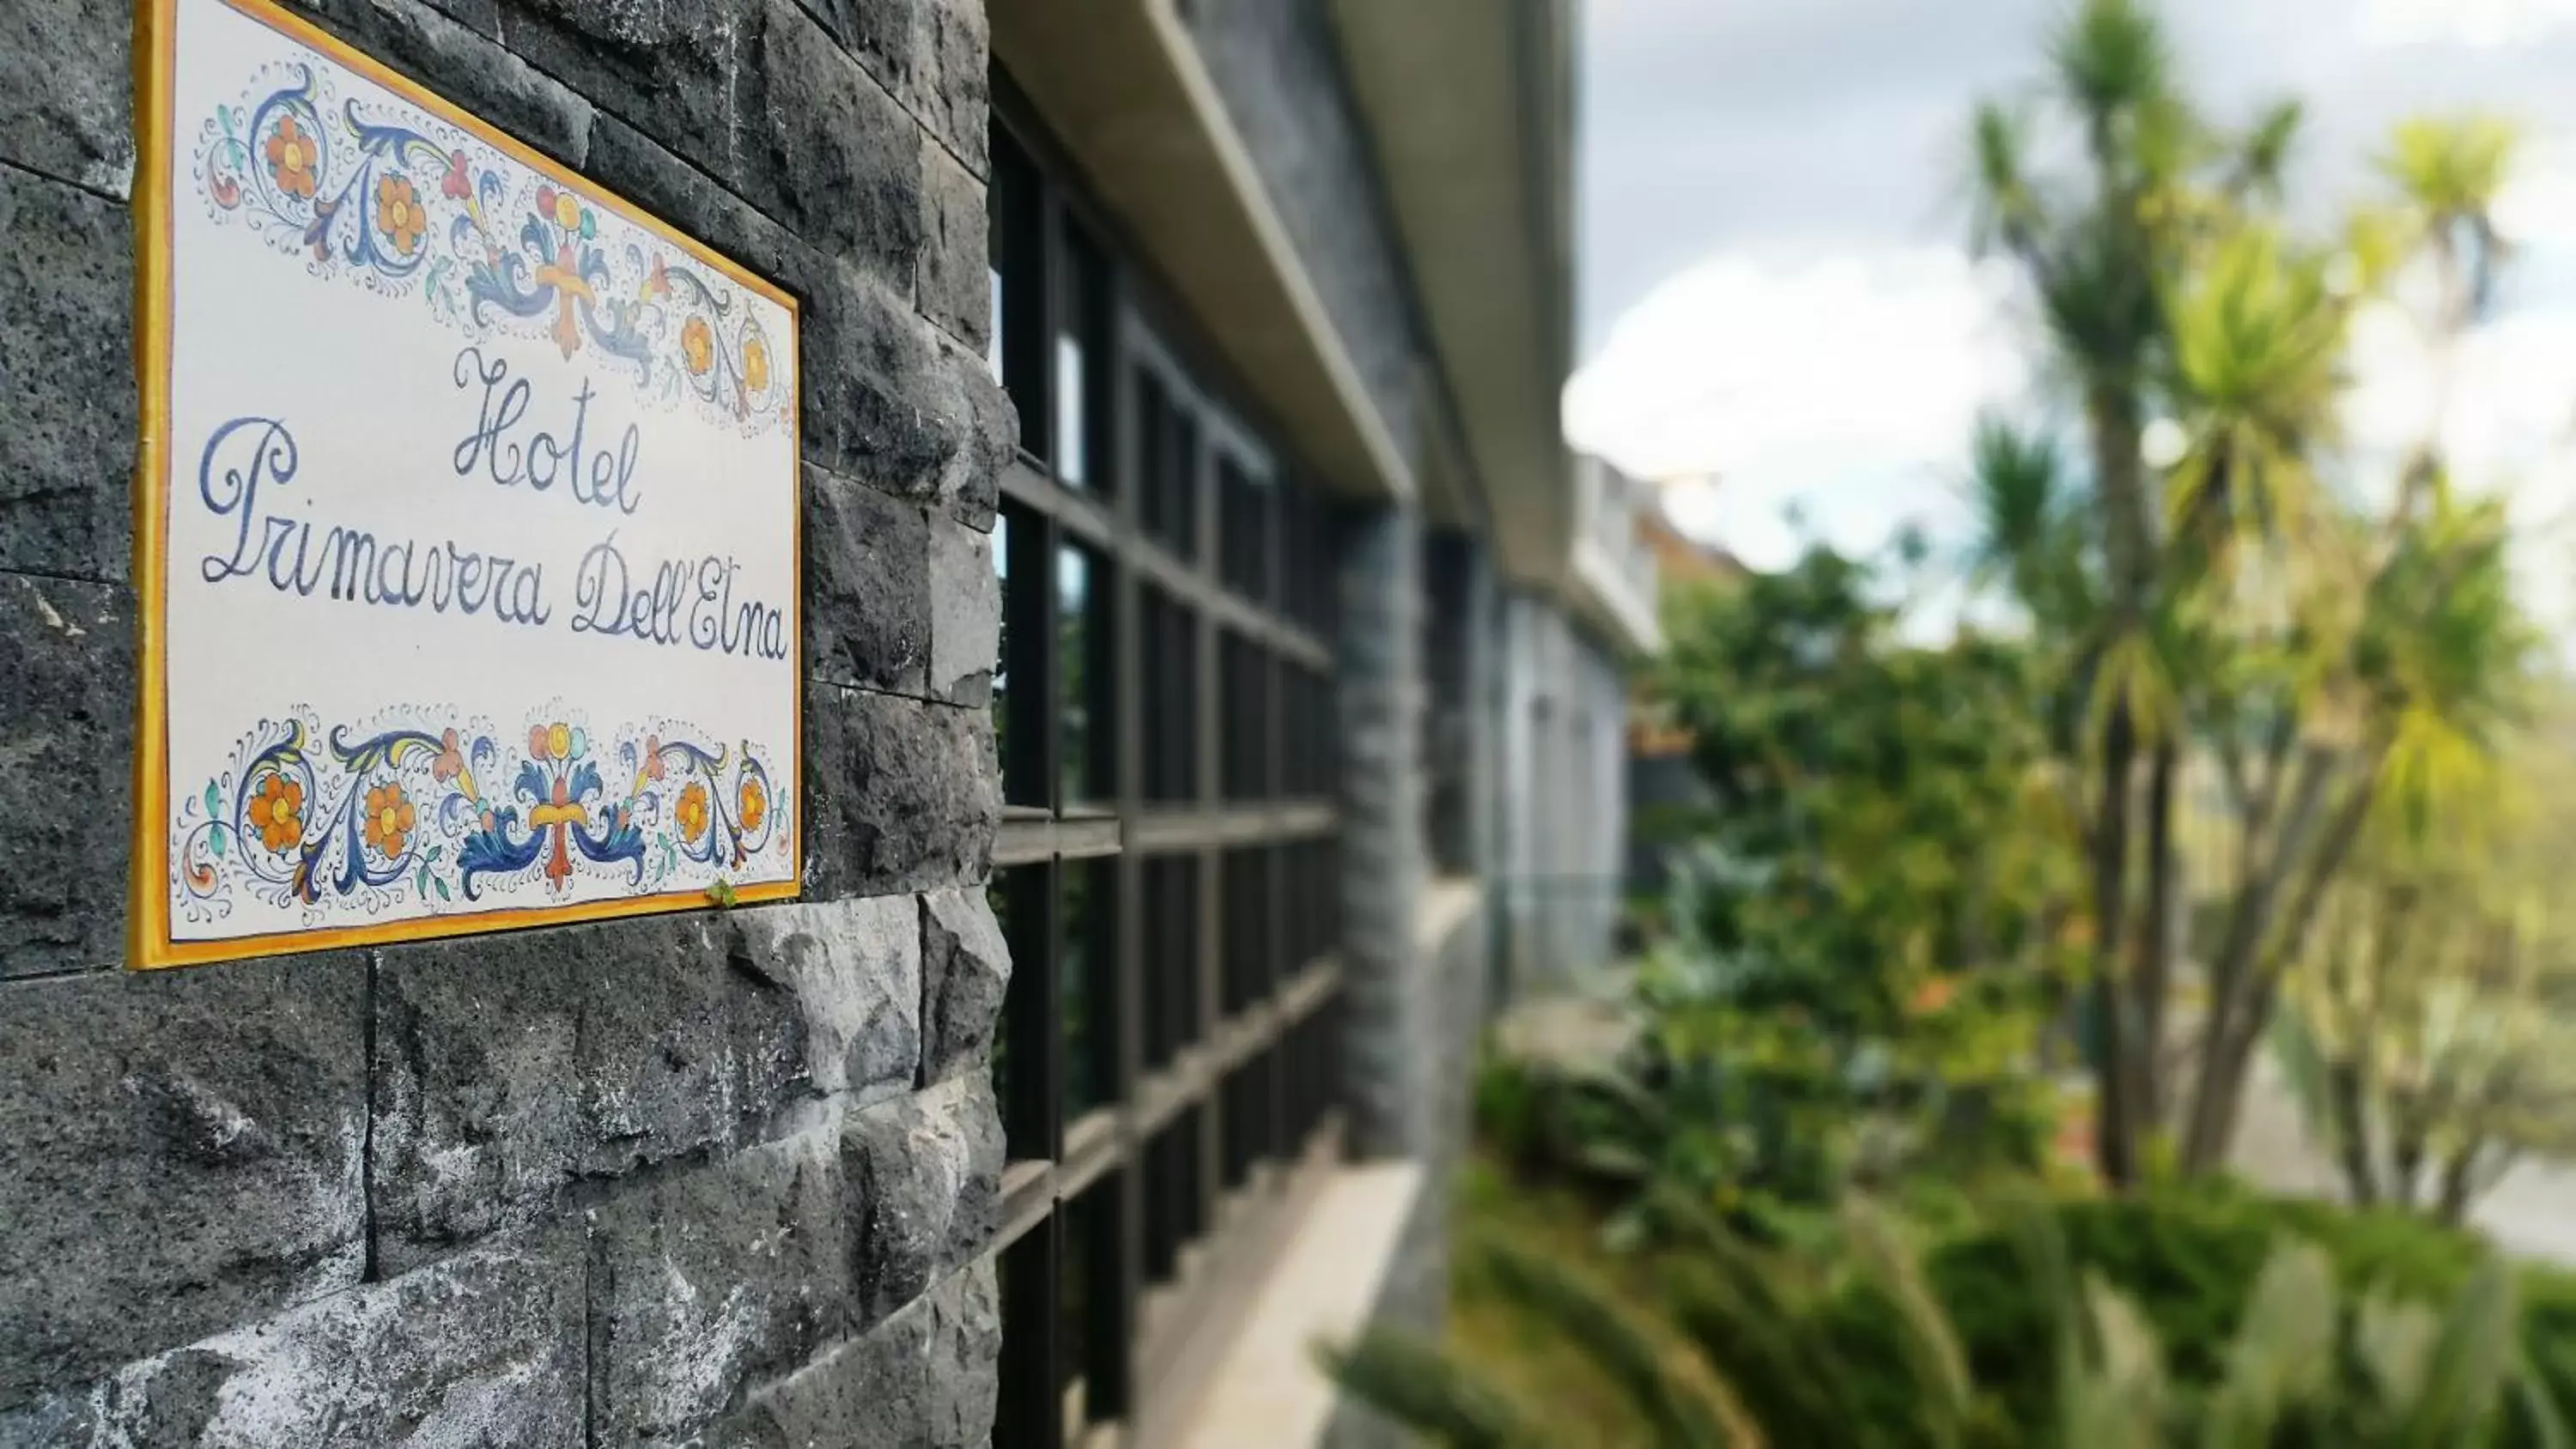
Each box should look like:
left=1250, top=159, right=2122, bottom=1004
left=0, top=0, right=1649, bottom=1445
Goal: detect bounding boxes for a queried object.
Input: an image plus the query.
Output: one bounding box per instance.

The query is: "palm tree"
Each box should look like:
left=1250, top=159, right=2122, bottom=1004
left=1963, top=0, right=2535, bottom=1179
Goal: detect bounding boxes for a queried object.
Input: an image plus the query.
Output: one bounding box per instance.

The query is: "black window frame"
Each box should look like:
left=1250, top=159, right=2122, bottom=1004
left=987, top=75, right=1355, bottom=1448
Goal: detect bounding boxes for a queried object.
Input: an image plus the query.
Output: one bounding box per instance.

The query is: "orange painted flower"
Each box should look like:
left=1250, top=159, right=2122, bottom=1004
left=676, top=782, right=711, bottom=842
left=641, top=735, right=665, bottom=782
left=528, top=724, right=552, bottom=761
left=250, top=773, right=305, bottom=853
left=264, top=116, right=319, bottom=199
left=681, top=316, right=714, bottom=376
left=375, top=173, right=426, bottom=257
left=432, top=728, right=465, bottom=783
left=738, top=777, right=768, bottom=834
left=741, top=336, right=770, bottom=394
left=363, top=782, right=417, bottom=859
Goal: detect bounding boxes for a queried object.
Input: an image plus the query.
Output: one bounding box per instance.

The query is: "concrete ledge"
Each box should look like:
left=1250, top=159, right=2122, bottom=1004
left=988, top=0, right=1414, bottom=506
left=1170, top=1160, right=1427, bottom=1449
left=1415, top=877, right=1484, bottom=955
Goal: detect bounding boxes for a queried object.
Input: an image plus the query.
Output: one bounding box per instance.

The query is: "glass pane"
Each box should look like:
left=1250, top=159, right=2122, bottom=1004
left=1054, top=331, right=1086, bottom=488
left=1056, top=545, right=1095, bottom=806
left=1058, top=217, right=1107, bottom=493
left=1141, top=586, right=1200, bottom=804
left=1218, top=453, right=1272, bottom=603
left=991, top=509, right=1010, bottom=785
left=1061, top=861, right=1093, bottom=1121
left=987, top=266, right=1004, bottom=383
left=1220, top=634, right=1271, bottom=803
left=1141, top=854, right=1200, bottom=1070
left=999, top=503, right=1048, bottom=809
left=1060, top=1189, right=1091, bottom=1417
left=990, top=130, right=1047, bottom=460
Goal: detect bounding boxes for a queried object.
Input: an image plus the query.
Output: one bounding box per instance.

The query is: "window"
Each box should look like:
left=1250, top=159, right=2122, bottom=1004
left=986, top=78, right=1353, bottom=1445
left=1422, top=530, right=1477, bottom=873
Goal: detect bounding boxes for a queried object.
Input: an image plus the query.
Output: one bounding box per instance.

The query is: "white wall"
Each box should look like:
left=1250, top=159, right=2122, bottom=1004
left=1494, top=592, right=1630, bottom=999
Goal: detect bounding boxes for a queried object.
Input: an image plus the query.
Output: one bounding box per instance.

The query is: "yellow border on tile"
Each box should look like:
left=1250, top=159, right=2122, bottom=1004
left=127, top=0, right=806, bottom=970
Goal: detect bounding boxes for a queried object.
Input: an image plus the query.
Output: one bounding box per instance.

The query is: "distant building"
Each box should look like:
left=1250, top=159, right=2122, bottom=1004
left=1628, top=485, right=1745, bottom=894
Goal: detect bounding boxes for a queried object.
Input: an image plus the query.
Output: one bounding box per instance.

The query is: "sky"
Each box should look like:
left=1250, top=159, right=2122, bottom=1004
left=1567, top=0, right=2576, bottom=637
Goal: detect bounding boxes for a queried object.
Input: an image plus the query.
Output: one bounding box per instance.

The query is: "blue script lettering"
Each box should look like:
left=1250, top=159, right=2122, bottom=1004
left=193, top=415, right=551, bottom=627
left=573, top=537, right=788, bottom=661
left=450, top=346, right=643, bottom=515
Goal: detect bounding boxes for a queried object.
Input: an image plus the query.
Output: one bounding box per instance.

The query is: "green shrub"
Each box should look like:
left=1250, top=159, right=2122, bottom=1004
left=1919, top=1184, right=2576, bottom=1446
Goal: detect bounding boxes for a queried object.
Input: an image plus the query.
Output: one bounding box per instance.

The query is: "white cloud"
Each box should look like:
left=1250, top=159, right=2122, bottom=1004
left=1564, top=247, right=2026, bottom=571
left=2360, top=0, right=2576, bottom=47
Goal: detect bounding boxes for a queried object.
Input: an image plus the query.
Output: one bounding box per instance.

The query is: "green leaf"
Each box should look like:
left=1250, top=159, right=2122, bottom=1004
left=209, top=825, right=227, bottom=859
left=204, top=782, right=222, bottom=822
left=433, top=876, right=451, bottom=901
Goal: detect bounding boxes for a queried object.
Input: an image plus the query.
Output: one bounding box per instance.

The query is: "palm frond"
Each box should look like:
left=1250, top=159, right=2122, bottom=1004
left=1966, top=414, right=2064, bottom=583
left=1316, top=1327, right=1543, bottom=1449
left=2381, top=114, right=2523, bottom=225
left=2052, top=0, right=2172, bottom=133
left=1472, top=1233, right=1749, bottom=1447
left=2233, top=99, right=2306, bottom=201
left=2203, top=1240, right=2340, bottom=1449
left=1971, top=100, right=2047, bottom=262
left=2393, top=1255, right=2519, bottom=1448
left=2164, top=226, right=2346, bottom=544
left=1843, top=1197, right=1976, bottom=1444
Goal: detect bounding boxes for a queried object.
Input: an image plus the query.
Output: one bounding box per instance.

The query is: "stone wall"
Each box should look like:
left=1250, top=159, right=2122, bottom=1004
left=0, top=0, right=1016, bottom=1441
left=1181, top=0, right=1428, bottom=472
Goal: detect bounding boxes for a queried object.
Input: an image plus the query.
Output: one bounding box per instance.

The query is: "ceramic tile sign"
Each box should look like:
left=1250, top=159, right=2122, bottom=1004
left=131, top=0, right=803, bottom=968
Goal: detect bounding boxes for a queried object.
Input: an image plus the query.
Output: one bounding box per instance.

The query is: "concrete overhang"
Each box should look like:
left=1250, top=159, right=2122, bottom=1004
left=988, top=0, right=1415, bottom=507
left=1328, top=0, right=1577, bottom=591
left=1571, top=541, right=1662, bottom=656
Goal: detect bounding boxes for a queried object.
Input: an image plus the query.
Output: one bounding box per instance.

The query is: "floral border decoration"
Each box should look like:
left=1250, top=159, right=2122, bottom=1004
left=171, top=709, right=787, bottom=927
left=192, top=57, right=786, bottom=434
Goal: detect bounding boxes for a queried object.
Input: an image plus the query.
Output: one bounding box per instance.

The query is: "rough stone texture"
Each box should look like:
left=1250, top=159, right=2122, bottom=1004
left=841, top=1073, right=1000, bottom=1329
left=503, top=0, right=922, bottom=285
left=0, top=577, right=131, bottom=979
left=926, top=510, right=998, bottom=706
left=800, top=0, right=989, bottom=175
left=3, top=1229, right=585, bottom=1448
left=369, top=914, right=809, bottom=1273
left=587, top=1129, right=847, bottom=1446
left=803, top=684, right=996, bottom=900
left=1183, top=0, right=1425, bottom=468
left=0, top=0, right=1018, bottom=1435
left=936, top=327, right=1010, bottom=530
left=0, top=954, right=368, bottom=1411
left=287, top=0, right=596, bottom=167
left=806, top=464, right=932, bottom=697
left=1336, top=504, right=1428, bottom=1161
left=578, top=112, right=1008, bottom=528
left=727, top=895, right=922, bottom=1104
left=916, top=887, right=1006, bottom=1087
left=0, top=0, right=134, bottom=197
left=0, top=167, right=134, bottom=586
left=704, top=1259, right=999, bottom=1449
left=915, top=130, right=988, bottom=351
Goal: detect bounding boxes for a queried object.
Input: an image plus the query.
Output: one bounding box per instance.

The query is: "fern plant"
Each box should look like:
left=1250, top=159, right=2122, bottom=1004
left=1319, top=1195, right=2561, bottom=1448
